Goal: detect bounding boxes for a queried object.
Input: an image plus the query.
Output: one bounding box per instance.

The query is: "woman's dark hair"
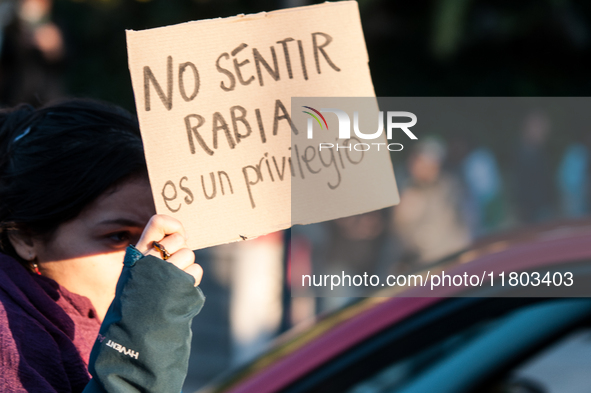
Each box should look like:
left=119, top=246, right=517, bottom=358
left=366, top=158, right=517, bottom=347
left=0, top=99, right=148, bottom=267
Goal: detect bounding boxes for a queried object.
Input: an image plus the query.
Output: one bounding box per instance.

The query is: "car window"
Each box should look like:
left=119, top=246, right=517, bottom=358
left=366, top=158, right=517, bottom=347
left=345, top=320, right=496, bottom=393
left=484, top=328, right=591, bottom=393
left=306, top=299, right=591, bottom=393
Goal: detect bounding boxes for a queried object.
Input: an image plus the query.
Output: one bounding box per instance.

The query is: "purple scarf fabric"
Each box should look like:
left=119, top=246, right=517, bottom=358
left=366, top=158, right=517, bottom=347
left=0, top=253, right=100, bottom=392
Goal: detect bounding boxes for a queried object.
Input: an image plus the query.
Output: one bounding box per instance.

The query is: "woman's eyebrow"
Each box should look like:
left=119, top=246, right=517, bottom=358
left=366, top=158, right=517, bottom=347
left=96, top=218, right=145, bottom=228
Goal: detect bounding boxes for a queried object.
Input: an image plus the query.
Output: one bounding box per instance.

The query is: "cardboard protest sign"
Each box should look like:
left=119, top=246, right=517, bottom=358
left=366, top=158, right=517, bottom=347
left=126, top=1, right=399, bottom=250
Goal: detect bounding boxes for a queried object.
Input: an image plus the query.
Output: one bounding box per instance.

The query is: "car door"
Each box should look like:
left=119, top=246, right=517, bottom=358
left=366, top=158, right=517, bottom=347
left=280, top=296, right=591, bottom=393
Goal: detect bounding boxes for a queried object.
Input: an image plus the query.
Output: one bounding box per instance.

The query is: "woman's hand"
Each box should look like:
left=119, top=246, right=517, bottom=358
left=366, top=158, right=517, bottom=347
left=134, top=214, right=203, bottom=286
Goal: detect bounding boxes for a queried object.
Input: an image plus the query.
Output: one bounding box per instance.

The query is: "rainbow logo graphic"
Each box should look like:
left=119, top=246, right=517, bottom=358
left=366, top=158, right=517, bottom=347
left=302, top=106, right=329, bottom=130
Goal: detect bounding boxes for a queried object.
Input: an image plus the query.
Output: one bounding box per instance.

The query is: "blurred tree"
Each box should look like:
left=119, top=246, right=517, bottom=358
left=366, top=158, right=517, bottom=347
left=53, top=0, right=276, bottom=110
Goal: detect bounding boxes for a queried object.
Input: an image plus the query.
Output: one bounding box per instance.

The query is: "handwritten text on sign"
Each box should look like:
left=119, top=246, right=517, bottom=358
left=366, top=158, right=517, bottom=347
left=126, top=1, right=398, bottom=250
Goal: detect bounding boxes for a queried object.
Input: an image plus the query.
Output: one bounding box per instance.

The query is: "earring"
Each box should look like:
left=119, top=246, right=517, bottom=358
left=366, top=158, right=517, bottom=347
left=28, top=253, right=40, bottom=275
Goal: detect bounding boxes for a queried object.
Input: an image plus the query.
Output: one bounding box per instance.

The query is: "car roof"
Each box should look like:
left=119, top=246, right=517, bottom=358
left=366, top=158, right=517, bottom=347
left=198, top=219, right=591, bottom=393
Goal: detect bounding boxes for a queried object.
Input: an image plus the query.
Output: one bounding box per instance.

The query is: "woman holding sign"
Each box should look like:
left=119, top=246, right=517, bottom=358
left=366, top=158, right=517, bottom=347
left=0, top=99, right=204, bottom=392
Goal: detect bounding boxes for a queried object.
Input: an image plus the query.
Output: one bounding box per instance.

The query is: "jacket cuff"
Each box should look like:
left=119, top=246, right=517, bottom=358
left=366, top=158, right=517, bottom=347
left=85, top=246, right=205, bottom=392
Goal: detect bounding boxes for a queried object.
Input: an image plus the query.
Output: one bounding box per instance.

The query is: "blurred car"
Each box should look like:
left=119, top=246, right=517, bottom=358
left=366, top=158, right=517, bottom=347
left=196, top=220, right=591, bottom=393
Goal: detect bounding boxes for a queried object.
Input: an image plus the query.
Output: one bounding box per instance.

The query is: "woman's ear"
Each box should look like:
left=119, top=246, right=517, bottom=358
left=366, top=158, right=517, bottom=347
left=8, top=231, right=37, bottom=261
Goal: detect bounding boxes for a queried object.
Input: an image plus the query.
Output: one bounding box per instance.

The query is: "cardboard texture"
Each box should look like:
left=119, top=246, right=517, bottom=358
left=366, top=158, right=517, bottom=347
left=126, top=1, right=399, bottom=250
left=291, top=97, right=399, bottom=225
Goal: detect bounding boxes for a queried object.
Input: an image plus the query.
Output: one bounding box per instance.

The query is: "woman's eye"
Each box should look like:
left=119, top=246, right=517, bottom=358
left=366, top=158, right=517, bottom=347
left=107, top=232, right=131, bottom=244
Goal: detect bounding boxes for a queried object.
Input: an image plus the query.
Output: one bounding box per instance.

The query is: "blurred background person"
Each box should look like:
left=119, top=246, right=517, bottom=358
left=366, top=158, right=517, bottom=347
left=511, top=111, right=556, bottom=224
left=0, top=0, right=65, bottom=105
left=314, top=209, right=391, bottom=312
left=462, top=145, right=507, bottom=235
left=444, top=135, right=480, bottom=237
left=393, top=139, right=471, bottom=271
left=557, top=132, right=591, bottom=218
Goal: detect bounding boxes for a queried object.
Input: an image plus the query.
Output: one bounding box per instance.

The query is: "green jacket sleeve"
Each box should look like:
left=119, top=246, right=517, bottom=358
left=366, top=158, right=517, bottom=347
left=82, top=245, right=205, bottom=393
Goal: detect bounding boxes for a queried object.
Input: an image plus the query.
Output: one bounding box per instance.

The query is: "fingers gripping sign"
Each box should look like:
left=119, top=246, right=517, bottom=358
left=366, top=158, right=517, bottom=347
left=135, top=214, right=203, bottom=286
